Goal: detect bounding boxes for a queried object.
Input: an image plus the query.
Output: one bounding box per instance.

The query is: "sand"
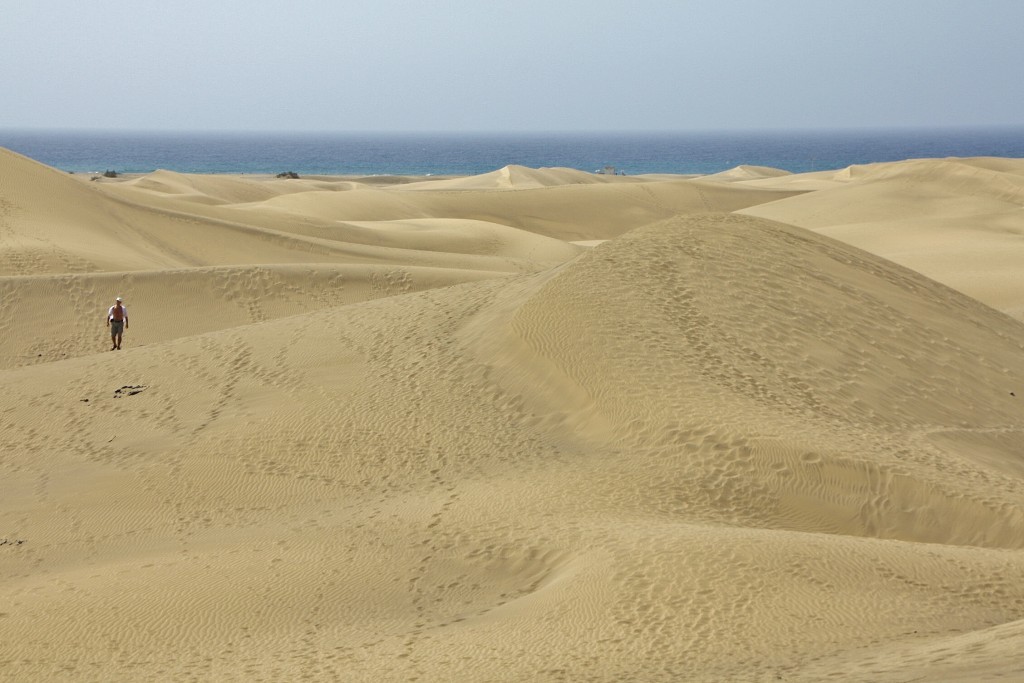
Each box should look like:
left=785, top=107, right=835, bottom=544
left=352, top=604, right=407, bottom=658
left=2, top=147, right=1024, bottom=681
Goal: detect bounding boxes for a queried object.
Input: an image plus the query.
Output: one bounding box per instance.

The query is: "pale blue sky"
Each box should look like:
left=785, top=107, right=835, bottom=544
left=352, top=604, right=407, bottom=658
left=2, top=0, right=1022, bottom=132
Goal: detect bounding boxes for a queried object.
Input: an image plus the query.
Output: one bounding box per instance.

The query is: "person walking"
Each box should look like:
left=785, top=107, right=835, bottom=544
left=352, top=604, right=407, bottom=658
left=106, top=296, right=128, bottom=350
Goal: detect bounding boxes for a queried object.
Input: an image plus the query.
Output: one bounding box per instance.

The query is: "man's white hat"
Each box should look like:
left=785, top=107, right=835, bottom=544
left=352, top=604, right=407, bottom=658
left=116, top=296, right=123, bottom=302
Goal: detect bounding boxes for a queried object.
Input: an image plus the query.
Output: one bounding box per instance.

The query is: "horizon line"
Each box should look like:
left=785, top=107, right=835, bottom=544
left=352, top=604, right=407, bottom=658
left=3, top=124, right=1024, bottom=137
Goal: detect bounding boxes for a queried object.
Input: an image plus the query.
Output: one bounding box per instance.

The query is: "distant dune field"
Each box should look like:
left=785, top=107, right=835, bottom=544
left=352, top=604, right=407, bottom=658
left=2, top=147, right=1024, bottom=682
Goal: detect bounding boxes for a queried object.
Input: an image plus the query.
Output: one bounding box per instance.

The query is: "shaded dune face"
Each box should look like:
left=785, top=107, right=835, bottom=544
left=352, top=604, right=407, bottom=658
left=469, top=213, right=1024, bottom=547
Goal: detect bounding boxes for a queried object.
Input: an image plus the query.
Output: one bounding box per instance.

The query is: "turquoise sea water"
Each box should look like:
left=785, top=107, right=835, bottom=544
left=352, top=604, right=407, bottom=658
left=1, top=128, right=1022, bottom=176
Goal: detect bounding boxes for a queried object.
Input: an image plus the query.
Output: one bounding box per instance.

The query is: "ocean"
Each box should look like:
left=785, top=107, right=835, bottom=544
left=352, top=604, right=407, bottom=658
left=1, top=128, right=1022, bottom=177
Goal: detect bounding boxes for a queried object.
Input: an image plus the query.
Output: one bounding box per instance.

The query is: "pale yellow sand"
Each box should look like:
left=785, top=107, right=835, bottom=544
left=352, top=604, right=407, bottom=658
left=2, top=148, right=1024, bottom=682
left=736, top=156, right=1024, bottom=319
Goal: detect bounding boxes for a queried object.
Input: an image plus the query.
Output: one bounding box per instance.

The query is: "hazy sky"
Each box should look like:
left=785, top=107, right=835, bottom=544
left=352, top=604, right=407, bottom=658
left=3, top=0, right=1022, bottom=132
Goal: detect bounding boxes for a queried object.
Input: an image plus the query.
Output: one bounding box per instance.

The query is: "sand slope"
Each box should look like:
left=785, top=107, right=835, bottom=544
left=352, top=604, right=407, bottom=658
left=3, top=150, right=1024, bottom=681
left=737, top=157, right=1024, bottom=318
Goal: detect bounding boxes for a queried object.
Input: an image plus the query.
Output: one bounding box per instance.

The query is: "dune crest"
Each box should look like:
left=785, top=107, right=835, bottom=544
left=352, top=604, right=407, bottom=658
left=704, top=164, right=792, bottom=182
left=416, top=164, right=612, bottom=190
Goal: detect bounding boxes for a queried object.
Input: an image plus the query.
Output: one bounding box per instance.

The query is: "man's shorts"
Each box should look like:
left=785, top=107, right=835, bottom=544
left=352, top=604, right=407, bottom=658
left=110, top=320, right=124, bottom=335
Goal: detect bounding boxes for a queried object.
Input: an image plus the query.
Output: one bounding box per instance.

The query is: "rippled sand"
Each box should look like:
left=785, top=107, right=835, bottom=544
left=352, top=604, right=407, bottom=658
left=2, top=148, right=1024, bottom=681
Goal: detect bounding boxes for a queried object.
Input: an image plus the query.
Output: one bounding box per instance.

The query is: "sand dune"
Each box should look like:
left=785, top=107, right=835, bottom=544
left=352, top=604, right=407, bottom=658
left=737, top=157, right=1024, bottom=318
left=3, top=148, right=1024, bottom=681
left=398, top=165, right=627, bottom=190
left=97, top=163, right=803, bottom=243
left=703, top=164, right=793, bottom=182
left=0, top=264, right=503, bottom=370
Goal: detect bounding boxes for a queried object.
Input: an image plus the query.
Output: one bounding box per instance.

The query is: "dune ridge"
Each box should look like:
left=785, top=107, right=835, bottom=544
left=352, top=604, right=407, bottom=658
left=736, top=156, right=1024, bottom=318
left=3, top=148, right=1024, bottom=681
